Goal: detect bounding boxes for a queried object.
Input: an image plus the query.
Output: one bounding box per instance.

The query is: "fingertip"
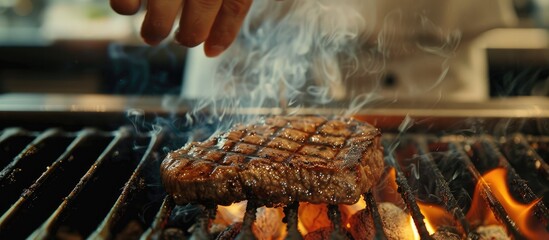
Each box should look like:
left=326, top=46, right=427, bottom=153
left=110, top=0, right=141, bottom=15
left=204, top=43, right=226, bottom=57
left=142, top=36, right=163, bottom=46
left=141, top=24, right=167, bottom=46
left=176, top=0, right=223, bottom=48
left=175, top=31, right=207, bottom=48
left=202, top=0, right=251, bottom=57
left=202, top=29, right=237, bottom=57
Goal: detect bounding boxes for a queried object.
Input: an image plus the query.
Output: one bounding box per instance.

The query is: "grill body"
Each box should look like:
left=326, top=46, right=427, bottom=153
left=0, top=95, right=549, bottom=239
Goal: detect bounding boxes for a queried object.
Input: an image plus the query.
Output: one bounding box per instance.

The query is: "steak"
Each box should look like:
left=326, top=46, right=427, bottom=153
left=161, top=116, right=384, bottom=206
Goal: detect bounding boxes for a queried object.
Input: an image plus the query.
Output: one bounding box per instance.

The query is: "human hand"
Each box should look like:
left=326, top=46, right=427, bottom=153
left=110, top=0, right=253, bottom=57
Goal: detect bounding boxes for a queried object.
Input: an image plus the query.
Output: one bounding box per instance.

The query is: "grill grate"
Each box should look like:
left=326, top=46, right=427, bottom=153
left=1, top=126, right=549, bottom=239
left=0, top=127, right=168, bottom=239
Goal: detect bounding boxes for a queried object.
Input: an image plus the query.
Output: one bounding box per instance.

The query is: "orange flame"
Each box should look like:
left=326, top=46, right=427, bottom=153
left=385, top=167, right=447, bottom=238
left=409, top=215, right=421, bottom=240
left=376, top=167, right=403, bottom=204
left=340, top=195, right=367, bottom=228
left=467, top=168, right=549, bottom=239
left=416, top=202, right=454, bottom=234
left=466, top=176, right=499, bottom=226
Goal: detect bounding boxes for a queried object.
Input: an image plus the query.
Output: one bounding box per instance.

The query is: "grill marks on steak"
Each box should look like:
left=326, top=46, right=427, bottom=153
left=161, top=116, right=384, bottom=206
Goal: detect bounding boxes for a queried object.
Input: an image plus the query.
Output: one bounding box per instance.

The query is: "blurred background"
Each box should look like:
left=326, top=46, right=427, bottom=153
left=0, top=0, right=186, bottom=95
left=0, top=0, right=548, bottom=98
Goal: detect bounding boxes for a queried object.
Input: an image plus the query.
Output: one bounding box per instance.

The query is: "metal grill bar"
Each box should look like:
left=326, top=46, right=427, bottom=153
left=414, top=135, right=471, bottom=236
left=327, top=204, right=344, bottom=239
left=449, top=140, right=526, bottom=239
left=0, top=129, right=109, bottom=239
left=528, top=136, right=549, bottom=165
left=29, top=127, right=132, bottom=239
left=1, top=124, right=549, bottom=239
left=0, top=128, right=34, bottom=170
left=498, top=134, right=549, bottom=226
left=235, top=201, right=259, bottom=240
left=0, top=127, right=168, bottom=239
left=191, top=204, right=215, bottom=240
left=90, top=129, right=166, bottom=239
left=364, top=192, right=387, bottom=240
left=0, top=129, right=71, bottom=215
left=283, top=202, right=302, bottom=240
left=142, top=196, right=175, bottom=240
left=502, top=134, right=549, bottom=181
left=382, top=135, right=433, bottom=240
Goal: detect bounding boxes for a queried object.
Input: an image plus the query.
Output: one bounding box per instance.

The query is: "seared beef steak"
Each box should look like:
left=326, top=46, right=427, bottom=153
left=161, top=116, right=384, bottom=206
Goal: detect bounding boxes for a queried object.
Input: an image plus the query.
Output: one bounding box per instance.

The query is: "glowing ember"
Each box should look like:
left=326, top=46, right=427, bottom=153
left=467, top=167, right=549, bottom=239
left=297, top=203, right=331, bottom=235
left=216, top=198, right=366, bottom=238
left=254, top=207, right=287, bottom=239
left=215, top=201, right=287, bottom=239
left=376, top=167, right=404, bottom=204
left=385, top=167, right=399, bottom=192
left=216, top=202, right=247, bottom=225
left=211, top=167, right=549, bottom=239
left=340, top=195, right=367, bottom=225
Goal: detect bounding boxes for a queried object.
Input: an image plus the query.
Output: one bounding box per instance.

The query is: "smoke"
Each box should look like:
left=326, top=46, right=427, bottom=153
left=188, top=0, right=370, bottom=129
left=108, top=43, right=183, bottom=95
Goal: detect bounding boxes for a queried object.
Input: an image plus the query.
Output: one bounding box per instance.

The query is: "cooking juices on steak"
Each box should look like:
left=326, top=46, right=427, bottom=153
left=161, top=116, right=384, bottom=206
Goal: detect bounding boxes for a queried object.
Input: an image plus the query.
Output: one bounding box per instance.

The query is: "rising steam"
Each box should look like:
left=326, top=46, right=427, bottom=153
left=182, top=0, right=465, bottom=133
left=188, top=0, right=371, bottom=129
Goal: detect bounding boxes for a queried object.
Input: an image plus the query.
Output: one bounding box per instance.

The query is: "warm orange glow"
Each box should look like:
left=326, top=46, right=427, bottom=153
left=216, top=199, right=368, bottom=238
left=467, top=168, right=549, bottom=239
left=215, top=201, right=287, bottom=240
left=297, top=203, right=331, bottom=235
left=483, top=168, right=548, bottom=239
left=212, top=167, right=548, bottom=239
left=385, top=167, right=441, bottom=239
left=215, top=201, right=247, bottom=225
left=417, top=202, right=455, bottom=234
left=340, top=195, right=367, bottom=226
left=409, top=215, right=421, bottom=240
left=388, top=167, right=399, bottom=190
left=376, top=167, right=402, bottom=204
left=424, top=218, right=436, bottom=236
left=253, top=207, right=287, bottom=240
left=465, top=178, right=499, bottom=226
left=408, top=211, right=437, bottom=240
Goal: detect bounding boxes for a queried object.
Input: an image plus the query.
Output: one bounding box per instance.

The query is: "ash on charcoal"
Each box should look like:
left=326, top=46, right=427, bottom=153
left=348, top=208, right=375, bottom=240
left=349, top=202, right=414, bottom=240
left=475, top=225, right=510, bottom=240
left=430, top=227, right=461, bottom=240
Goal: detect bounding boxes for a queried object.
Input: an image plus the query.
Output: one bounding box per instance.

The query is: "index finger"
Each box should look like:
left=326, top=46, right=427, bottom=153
left=110, top=0, right=141, bottom=15
left=204, top=0, right=252, bottom=57
left=141, top=0, right=184, bottom=45
left=175, top=0, right=223, bottom=47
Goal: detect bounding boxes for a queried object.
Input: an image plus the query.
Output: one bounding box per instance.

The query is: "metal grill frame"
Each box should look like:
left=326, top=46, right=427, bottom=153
left=1, top=94, right=549, bottom=239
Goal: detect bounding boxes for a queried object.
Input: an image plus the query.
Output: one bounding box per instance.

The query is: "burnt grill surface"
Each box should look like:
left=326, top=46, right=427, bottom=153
left=0, top=124, right=549, bottom=239
left=0, top=127, right=170, bottom=239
